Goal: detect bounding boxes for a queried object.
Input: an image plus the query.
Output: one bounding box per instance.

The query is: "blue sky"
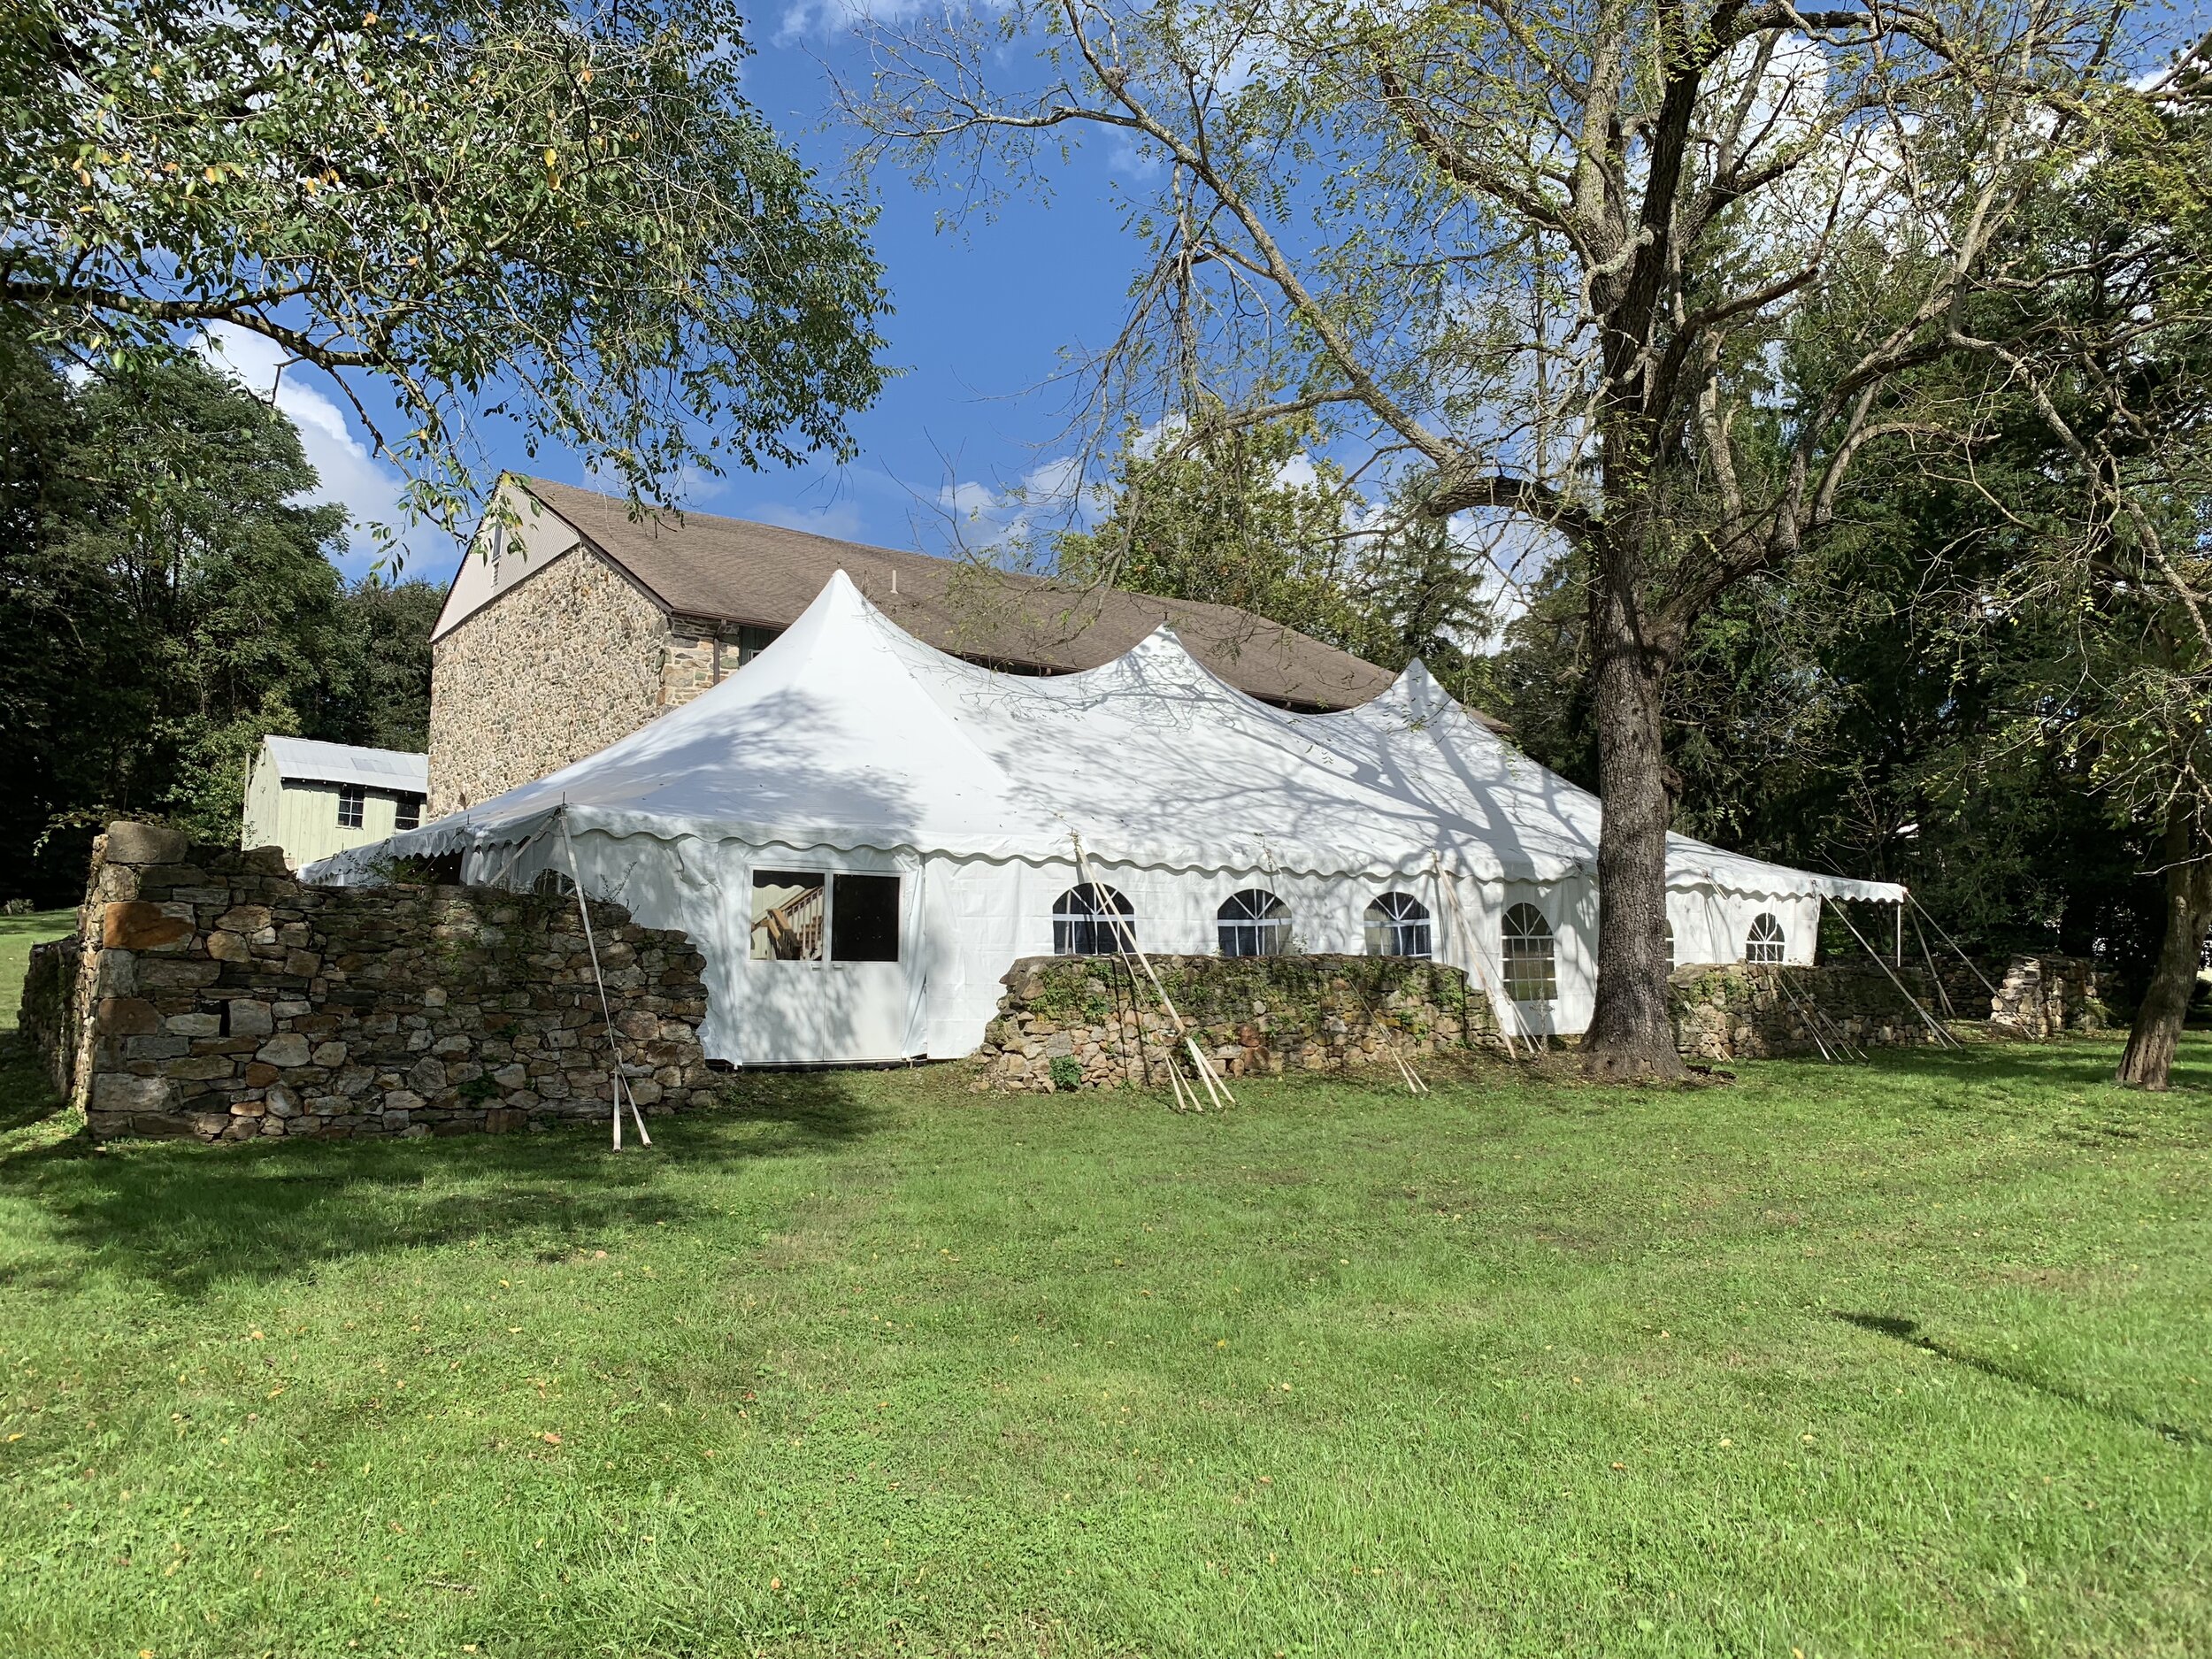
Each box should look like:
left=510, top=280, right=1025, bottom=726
left=210, top=12, right=1146, bottom=589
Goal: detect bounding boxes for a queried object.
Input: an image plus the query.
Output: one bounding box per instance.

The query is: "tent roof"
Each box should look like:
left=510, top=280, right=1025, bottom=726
left=317, top=571, right=1900, bottom=902
left=1292, top=663, right=1901, bottom=902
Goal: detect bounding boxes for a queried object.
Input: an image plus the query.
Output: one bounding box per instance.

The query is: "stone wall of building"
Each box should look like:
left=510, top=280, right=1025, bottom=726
left=28, top=822, right=716, bottom=1143
left=1669, top=954, right=2107, bottom=1060
left=427, top=549, right=671, bottom=817
left=973, top=954, right=1499, bottom=1091
left=661, top=624, right=724, bottom=711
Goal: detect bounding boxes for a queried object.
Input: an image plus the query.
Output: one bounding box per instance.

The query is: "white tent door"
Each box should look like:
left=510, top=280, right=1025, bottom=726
left=741, top=861, right=920, bottom=1064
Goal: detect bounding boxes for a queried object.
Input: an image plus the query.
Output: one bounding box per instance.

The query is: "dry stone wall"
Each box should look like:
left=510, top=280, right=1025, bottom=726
left=1988, top=956, right=2106, bottom=1038
left=427, top=549, right=671, bottom=817
left=1669, top=955, right=2106, bottom=1060
left=974, top=954, right=1499, bottom=1091
left=33, top=822, right=716, bottom=1143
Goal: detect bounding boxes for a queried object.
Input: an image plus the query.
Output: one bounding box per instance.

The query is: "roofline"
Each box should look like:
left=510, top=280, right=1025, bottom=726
left=511, top=479, right=1386, bottom=703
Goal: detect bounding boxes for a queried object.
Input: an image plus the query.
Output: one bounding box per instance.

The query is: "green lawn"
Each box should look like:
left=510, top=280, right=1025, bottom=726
left=0, top=1016, right=2206, bottom=1655
left=0, top=909, right=73, bottom=1033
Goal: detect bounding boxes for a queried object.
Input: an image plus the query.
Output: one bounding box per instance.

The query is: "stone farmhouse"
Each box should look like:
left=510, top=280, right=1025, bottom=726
left=427, top=476, right=1407, bottom=817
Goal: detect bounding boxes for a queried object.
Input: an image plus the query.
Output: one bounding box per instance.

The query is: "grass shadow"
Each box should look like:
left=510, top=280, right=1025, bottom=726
left=0, top=1041, right=66, bottom=1136
left=0, top=1068, right=892, bottom=1298
left=1832, top=1311, right=2207, bottom=1448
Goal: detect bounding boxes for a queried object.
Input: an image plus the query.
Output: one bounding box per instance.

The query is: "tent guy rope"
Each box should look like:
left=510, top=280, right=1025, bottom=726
left=1822, top=895, right=1960, bottom=1049
left=559, top=809, right=654, bottom=1150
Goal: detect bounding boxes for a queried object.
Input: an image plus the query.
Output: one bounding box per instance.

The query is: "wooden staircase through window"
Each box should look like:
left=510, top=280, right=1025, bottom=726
left=754, top=884, right=826, bottom=960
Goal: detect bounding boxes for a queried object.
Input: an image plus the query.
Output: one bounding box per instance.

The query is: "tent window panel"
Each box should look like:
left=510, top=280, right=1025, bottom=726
left=1364, top=891, right=1431, bottom=959
left=336, top=784, right=365, bottom=829
left=1664, top=917, right=1677, bottom=967
left=1502, top=903, right=1557, bottom=1002
left=751, top=871, right=826, bottom=961
left=832, top=874, right=901, bottom=963
left=533, top=868, right=576, bottom=900
left=1053, top=884, right=1134, bottom=956
left=1217, top=888, right=1291, bottom=957
left=1746, top=912, right=1786, bottom=964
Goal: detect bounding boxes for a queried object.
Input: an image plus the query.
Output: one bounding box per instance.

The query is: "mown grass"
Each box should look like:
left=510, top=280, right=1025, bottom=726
left=0, top=910, right=73, bottom=1033
left=0, top=1028, right=2204, bottom=1657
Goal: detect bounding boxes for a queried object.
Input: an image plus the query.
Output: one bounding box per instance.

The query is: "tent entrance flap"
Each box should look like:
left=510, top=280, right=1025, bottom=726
left=739, top=860, right=922, bottom=1064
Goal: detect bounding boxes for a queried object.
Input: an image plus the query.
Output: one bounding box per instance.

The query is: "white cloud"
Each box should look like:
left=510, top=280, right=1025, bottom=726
left=195, top=324, right=427, bottom=579
left=937, top=479, right=1000, bottom=517
left=779, top=0, right=994, bottom=44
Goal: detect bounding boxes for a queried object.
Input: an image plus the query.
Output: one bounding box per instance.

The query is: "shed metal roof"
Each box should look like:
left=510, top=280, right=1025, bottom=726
left=262, top=736, right=428, bottom=792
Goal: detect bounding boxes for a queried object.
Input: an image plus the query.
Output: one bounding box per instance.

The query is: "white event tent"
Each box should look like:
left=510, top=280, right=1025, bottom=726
left=308, top=571, right=1901, bottom=1064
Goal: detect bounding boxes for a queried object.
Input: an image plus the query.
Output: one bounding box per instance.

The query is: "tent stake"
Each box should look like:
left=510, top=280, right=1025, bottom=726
left=1064, top=833, right=1176, bottom=1107
left=1823, top=895, right=1958, bottom=1050
left=1906, top=893, right=2001, bottom=1003
left=1072, top=833, right=1233, bottom=1110
left=560, top=811, right=652, bottom=1149
left=1909, top=906, right=1960, bottom=1022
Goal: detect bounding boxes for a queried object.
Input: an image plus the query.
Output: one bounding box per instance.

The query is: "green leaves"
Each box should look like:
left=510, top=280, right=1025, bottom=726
left=2, top=2, right=891, bottom=553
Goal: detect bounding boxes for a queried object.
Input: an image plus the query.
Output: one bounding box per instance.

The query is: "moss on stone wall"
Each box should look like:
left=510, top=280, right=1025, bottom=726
left=979, top=953, right=1496, bottom=1092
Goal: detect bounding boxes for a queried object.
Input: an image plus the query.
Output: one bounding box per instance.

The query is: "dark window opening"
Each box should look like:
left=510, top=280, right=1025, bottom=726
left=751, top=871, right=826, bottom=961
left=395, top=793, right=423, bottom=832
left=336, top=783, right=365, bottom=829
left=735, top=625, right=781, bottom=666
left=1053, top=884, right=1135, bottom=956
left=832, top=874, right=902, bottom=962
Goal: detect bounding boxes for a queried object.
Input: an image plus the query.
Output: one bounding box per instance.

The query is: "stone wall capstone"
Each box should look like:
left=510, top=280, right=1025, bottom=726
left=31, top=822, right=717, bottom=1143
left=974, top=954, right=1500, bottom=1091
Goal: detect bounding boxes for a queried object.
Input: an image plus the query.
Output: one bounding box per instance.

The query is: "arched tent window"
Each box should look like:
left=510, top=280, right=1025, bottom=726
left=532, top=867, right=577, bottom=900
left=1364, top=891, right=1432, bottom=958
left=1053, top=884, right=1135, bottom=956
left=1502, top=903, right=1558, bottom=1002
left=1746, top=912, right=1786, bottom=964
left=1217, top=888, right=1291, bottom=957
left=1664, top=917, right=1677, bottom=967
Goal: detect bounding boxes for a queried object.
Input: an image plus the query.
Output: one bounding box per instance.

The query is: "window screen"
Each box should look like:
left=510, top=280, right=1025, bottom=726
left=1217, top=888, right=1291, bottom=956
left=831, top=874, right=901, bottom=962
left=1502, top=903, right=1558, bottom=1002
left=1363, top=891, right=1432, bottom=958
left=1746, top=912, right=1786, bottom=964
left=751, top=871, right=826, bottom=961
left=336, top=783, right=365, bottom=829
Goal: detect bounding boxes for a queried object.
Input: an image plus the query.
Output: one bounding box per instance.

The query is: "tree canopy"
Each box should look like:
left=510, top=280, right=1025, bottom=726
left=849, top=0, right=2138, bottom=1073
left=0, top=342, right=442, bottom=902
left=4, top=0, right=892, bottom=544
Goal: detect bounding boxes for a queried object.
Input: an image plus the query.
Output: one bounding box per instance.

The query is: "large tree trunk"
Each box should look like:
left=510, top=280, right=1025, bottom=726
left=2116, top=812, right=2212, bottom=1090
left=1583, top=588, right=1686, bottom=1080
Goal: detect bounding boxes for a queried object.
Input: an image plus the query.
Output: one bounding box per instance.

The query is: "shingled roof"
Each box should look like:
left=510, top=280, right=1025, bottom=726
left=518, top=477, right=1400, bottom=713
